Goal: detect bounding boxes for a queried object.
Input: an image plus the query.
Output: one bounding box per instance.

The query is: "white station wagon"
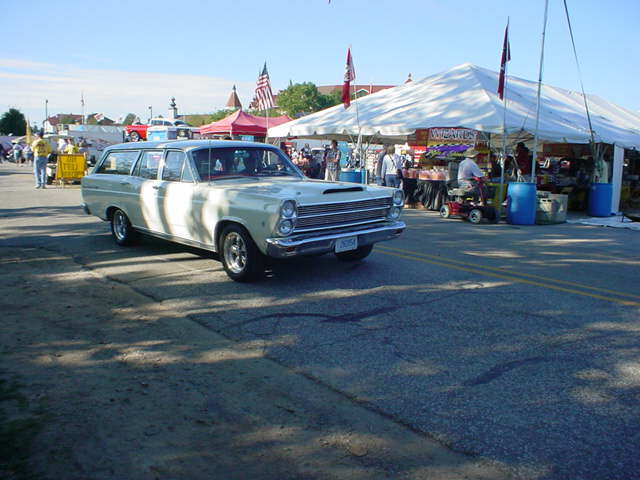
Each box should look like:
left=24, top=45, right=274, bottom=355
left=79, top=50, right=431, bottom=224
left=81, top=140, right=405, bottom=281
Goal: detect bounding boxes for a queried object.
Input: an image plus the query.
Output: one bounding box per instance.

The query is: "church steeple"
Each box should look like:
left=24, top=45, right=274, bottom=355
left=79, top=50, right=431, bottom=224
left=225, top=85, right=242, bottom=110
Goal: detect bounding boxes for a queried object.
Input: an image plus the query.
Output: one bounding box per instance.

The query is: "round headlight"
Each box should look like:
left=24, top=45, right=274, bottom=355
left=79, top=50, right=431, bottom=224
left=278, top=219, right=294, bottom=235
left=388, top=206, right=401, bottom=219
left=393, top=190, right=404, bottom=206
left=281, top=200, right=297, bottom=218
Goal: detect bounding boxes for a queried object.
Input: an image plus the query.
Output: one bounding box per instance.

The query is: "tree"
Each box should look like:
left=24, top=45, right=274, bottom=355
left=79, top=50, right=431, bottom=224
left=276, top=82, right=331, bottom=117
left=183, top=109, right=234, bottom=127
left=123, top=113, right=137, bottom=125
left=0, top=108, right=26, bottom=136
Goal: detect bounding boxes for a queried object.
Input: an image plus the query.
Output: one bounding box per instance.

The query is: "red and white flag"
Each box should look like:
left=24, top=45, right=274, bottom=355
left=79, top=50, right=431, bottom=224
left=341, top=47, right=356, bottom=108
left=497, top=21, right=511, bottom=100
left=254, top=62, right=275, bottom=111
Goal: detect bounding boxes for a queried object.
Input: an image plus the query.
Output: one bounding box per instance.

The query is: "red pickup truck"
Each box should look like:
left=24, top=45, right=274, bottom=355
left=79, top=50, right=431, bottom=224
left=125, top=118, right=194, bottom=142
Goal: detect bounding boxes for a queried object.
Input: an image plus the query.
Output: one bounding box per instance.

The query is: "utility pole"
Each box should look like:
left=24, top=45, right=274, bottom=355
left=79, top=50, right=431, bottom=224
left=148, top=106, right=153, bottom=123
left=44, top=99, right=48, bottom=131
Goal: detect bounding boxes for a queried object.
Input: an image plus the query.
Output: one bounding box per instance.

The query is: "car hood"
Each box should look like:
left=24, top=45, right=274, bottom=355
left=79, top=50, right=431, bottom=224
left=204, top=177, right=393, bottom=204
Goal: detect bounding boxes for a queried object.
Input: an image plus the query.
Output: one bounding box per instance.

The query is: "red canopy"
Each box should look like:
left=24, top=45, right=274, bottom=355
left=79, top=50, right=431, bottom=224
left=199, top=110, right=291, bottom=136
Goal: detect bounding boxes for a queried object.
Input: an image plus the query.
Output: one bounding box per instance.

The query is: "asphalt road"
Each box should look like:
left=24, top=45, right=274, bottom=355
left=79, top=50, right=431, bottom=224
left=2, top=165, right=639, bottom=480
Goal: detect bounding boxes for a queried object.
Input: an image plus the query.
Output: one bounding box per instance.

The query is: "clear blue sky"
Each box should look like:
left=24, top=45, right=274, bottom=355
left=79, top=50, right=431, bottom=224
left=2, top=0, right=638, bottom=124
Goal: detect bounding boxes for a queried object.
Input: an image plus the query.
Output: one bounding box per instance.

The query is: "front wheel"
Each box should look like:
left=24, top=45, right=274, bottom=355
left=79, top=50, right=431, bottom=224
left=129, top=131, right=140, bottom=142
left=219, top=224, right=264, bottom=282
left=110, top=209, right=139, bottom=246
left=439, top=204, right=450, bottom=218
left=335, top=244, right=373, bottom=262
left=469, top=208, right=483, bottom=224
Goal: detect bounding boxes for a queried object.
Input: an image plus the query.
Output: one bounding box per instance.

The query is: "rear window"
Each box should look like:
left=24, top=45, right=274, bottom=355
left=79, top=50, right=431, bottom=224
left=95, top=151, right=139, bottom=175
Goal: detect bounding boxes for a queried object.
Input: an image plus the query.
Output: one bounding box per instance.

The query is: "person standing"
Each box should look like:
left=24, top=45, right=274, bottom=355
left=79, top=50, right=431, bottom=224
left=31, top=132, right=51, bottom=189
left=12, top=143, right=23, bottom=166
left=64, top=138, right=79, bottom=154
left=324, top=139, right=341, bottom=182
left=515, top=142, right=531, bottom=181
left=23, top=144, right=34, bottom=166
left=381, top=145, right=402, bottom=188
left=374, top=147, right=386, bottom=185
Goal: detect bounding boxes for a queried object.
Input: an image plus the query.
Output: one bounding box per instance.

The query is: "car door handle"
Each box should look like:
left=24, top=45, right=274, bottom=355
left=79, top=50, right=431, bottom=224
left=119, top=181, right=129, bottom=185
left=152, top=185, right=160, bottom=190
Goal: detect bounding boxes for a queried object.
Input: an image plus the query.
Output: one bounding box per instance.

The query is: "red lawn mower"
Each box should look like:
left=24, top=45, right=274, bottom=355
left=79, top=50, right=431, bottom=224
left=439, top=176, right=498, bottom=224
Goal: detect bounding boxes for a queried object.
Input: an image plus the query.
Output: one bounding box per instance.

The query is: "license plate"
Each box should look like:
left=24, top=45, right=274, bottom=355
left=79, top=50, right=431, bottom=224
left=335, top=236, right=358, bottom=253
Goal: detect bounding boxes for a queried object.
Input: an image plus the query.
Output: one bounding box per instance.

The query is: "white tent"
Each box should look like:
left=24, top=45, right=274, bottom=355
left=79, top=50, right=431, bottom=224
left=268, top=63, right=640, bottom=150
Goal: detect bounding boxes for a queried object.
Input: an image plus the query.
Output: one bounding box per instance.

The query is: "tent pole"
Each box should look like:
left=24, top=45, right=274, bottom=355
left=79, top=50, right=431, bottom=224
left=531, top=0, right=550, bottom=181
left=499, top=19, right=510, bottom=219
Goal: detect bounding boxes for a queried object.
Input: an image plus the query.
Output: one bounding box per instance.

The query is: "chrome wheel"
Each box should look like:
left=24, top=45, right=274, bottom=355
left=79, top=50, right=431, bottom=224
left=113, top=210, right=128, bottom=242
left=223, top=231, right=247, bottom=275
left=218, top=224, right=264, bottom=282
left=110, top=209, right=138, bottom=246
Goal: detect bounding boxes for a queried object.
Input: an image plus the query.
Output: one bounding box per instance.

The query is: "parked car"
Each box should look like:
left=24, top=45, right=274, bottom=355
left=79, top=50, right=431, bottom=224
left=81, top=140, right=405, bottom=281
left=125, top=118, right=194, bottom=142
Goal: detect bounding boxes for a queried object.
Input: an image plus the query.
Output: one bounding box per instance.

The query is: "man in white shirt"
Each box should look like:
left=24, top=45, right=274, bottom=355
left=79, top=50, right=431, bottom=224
left=458, top=148, right=484, bottom=184
left=457, top=148, right=486, bottom=202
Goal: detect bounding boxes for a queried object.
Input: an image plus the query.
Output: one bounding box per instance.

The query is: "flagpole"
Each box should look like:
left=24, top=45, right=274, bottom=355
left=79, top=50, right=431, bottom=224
left=499, top=17, right=510, bottom=219
left=532, top=0, right=550, bottom=181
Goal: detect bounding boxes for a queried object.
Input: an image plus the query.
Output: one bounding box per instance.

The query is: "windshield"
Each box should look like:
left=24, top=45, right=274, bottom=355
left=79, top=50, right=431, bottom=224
left=190, top=147, right=302, bottom=181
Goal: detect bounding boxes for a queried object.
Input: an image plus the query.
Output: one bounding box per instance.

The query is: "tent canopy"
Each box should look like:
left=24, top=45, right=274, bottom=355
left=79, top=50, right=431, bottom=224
left=200, top=110, right=291, bottom=136
left=268, top=63, right=640, bottom=149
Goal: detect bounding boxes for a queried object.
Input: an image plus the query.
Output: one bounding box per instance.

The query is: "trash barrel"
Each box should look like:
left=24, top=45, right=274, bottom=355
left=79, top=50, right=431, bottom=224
left=587, top=183, right=613, bottom=217
left=339, top=170, right=363, bottom=184
left=507, top=182, right=536, bottom=225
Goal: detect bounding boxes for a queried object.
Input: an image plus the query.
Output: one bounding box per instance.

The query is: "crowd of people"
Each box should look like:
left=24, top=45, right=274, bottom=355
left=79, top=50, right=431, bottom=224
left=0, top=134, right=85, bottom=189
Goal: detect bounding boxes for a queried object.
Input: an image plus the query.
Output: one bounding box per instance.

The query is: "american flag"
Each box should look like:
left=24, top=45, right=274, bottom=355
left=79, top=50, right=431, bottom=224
left=254, top=62, right=274, bottom=111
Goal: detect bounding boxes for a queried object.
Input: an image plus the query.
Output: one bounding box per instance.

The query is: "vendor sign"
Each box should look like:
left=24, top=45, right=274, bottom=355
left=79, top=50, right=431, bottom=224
left=56, top=153, right=86, bottom=181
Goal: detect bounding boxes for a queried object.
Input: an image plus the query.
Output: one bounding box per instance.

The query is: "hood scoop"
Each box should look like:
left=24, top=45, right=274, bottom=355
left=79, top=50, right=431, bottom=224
left=323, top=186, right=363, bottom=194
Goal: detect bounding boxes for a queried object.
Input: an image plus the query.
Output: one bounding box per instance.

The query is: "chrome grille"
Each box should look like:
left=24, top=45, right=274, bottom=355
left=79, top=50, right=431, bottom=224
left=295, top=197, right=392, bottom=232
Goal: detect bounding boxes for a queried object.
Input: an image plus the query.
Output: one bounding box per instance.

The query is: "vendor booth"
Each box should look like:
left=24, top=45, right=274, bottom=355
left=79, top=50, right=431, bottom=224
left=268, top=63, right=640, bottom=221
left=200, top=110, right=290, bottom=139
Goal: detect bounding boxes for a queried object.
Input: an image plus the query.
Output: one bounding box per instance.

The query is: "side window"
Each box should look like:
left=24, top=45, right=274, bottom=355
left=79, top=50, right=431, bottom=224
left=163, top=120, right=172, bottom=126
left=162, top=151, right=190, bottom=182
left=135, top=150, right=162, bottom=179
left=150, top=120, right=161, bottom=126
left=95, top=151, right=139, bottom=175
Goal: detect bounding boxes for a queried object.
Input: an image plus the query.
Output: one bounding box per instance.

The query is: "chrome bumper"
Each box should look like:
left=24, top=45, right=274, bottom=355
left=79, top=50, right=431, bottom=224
left=265, top=221, right=406, bottom=258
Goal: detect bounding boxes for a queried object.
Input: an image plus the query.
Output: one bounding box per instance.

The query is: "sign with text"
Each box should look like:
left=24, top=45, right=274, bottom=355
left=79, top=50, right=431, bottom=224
left=56, top=154, right=86, bottom=181
left=427, top=127, right=479, bottom=145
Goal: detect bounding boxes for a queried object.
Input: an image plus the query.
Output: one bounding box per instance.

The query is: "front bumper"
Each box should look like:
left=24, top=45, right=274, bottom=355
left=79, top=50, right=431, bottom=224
left=265, top=221, right=406, bottom=258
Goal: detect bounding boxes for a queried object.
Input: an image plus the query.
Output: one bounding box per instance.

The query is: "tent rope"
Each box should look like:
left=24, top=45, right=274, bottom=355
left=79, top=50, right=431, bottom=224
left=563, top=0, right=595, bottom=146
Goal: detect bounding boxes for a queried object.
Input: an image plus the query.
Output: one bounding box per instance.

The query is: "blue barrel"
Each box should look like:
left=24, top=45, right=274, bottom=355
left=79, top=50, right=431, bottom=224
left=339, top=170, right=363, bottom=184
left=507, top=182, right=537, bottom=225
left=587, top=183, right=613, bottom=217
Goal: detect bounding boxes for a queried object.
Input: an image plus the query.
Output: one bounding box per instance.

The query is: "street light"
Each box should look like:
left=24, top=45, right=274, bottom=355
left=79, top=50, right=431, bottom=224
left=148, top=106, right=153, bottom=122
left=44, top=99, right=48, bottom=128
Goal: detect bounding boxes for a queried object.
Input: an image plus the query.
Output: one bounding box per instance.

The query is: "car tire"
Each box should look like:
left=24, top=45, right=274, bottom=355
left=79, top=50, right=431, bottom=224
left=469, top=208, right=483, bottom=224
left=439, top=204, right=450, bottom=218
left=129, top=131, right=140, bottom=142
left=219, top=224, right=264, bottom=282
left=335, top=244, right=373, bottom=262
left=110, top=209, right=139, bottom=246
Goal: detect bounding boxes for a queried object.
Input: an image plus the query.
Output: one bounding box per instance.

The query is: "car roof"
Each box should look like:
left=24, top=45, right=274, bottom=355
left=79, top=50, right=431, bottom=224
left=105, top=140, right=279, bottom=152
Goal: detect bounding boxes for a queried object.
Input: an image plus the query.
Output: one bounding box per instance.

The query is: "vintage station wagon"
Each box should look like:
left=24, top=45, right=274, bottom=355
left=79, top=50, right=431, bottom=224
left=81, top=140, right=405, bottom=281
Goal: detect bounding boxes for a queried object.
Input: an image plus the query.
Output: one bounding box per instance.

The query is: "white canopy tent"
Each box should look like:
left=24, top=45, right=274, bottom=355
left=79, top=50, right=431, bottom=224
left=268, top=63, right=640, bottom=150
